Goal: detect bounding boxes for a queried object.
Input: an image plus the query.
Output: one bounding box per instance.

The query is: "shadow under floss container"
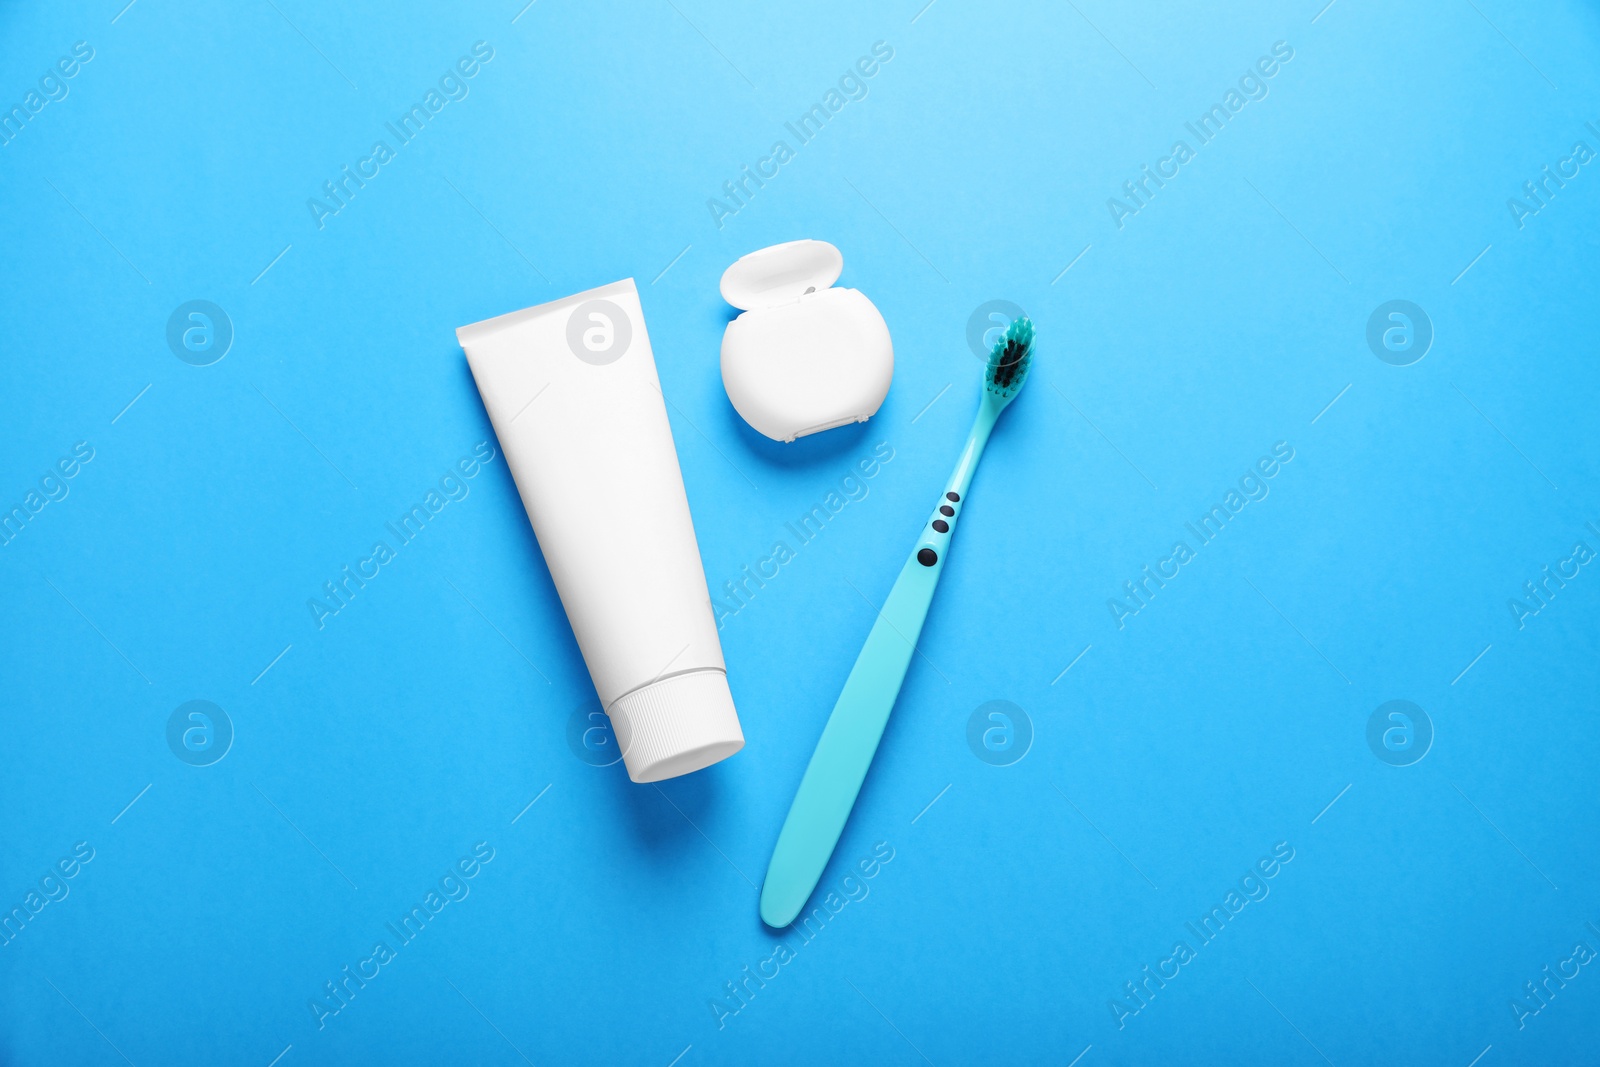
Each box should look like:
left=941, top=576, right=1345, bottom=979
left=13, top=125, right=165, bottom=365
left=456, top=279, right=744, bottom=783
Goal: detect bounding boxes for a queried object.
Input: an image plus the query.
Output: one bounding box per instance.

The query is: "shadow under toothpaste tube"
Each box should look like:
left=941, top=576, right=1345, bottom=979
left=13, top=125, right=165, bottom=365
left=456, top=279, right=744, bottom=783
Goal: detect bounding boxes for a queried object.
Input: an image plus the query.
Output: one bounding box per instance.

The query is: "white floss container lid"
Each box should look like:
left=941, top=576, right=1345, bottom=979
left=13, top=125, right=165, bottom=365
left=719, top=240, right=893, bottom=442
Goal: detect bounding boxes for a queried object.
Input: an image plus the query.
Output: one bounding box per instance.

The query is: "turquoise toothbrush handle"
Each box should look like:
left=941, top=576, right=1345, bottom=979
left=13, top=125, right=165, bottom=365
left=758, top=313, right=1032, bottom=930
left=759, top=546, right=944, bottom=928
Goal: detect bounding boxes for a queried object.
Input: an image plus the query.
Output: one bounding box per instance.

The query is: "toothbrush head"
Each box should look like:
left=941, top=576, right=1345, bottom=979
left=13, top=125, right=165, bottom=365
left=984, top=316, right=1033, bottom=404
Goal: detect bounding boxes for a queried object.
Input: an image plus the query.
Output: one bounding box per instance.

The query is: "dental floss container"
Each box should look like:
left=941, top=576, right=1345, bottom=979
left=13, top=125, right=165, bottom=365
left=719, top=239, right=893, bottom=442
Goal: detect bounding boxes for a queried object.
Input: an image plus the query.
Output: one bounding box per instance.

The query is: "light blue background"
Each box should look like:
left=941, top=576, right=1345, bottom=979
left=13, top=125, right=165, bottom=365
left=3, top=0, right=1599, bottom=1064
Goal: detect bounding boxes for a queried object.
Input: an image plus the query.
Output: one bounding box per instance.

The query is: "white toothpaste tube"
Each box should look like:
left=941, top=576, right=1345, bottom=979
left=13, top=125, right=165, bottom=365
left=456, top=280, right=744, bottom=782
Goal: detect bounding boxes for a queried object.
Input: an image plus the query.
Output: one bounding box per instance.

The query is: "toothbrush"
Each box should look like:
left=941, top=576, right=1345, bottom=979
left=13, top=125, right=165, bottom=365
left=760, top=316, right=1035, bottom=928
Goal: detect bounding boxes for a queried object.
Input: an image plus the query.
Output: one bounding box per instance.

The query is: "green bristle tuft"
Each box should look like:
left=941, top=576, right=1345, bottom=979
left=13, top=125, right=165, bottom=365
left=985, top=316, right=1034, bottom=398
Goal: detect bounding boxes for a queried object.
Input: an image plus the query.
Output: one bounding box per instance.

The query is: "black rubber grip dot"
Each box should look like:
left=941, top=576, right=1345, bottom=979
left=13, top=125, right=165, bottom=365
left=932, top=519, right=949, bottom=533
left=946, top=492, right=960, bottom=502
left=917, top=548, right=938, bottom=567
left=939, top=505, right=955, bottom=517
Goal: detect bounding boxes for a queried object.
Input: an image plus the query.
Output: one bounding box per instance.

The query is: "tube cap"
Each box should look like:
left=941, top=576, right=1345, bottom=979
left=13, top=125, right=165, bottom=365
left=607, top=670, right=745, bottom=783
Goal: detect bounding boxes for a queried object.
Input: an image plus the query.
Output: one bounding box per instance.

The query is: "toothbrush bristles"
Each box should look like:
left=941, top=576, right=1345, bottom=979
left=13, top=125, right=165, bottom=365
left=985, top=316, right=1034, bottom=396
